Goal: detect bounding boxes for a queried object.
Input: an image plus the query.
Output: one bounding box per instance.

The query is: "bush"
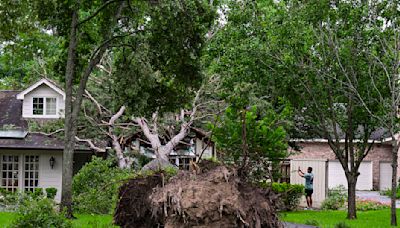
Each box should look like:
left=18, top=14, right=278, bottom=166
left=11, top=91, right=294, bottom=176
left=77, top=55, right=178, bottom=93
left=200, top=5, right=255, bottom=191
left=262, top=182, right=304, bottom=211
left=29, top=188, right=44, bottom=200
left=321, top=185, right=347, bottom=210
left=381, top=187, right=400, bottom=199
left=0, top=190, right=32, bottom=211
left=45, top=188, right=57, bottom=200
left=10, top=198, right=71, bottom=228
left=73, top=156, right=131, bottom=214
left=356, top=199, right=389, bottom=211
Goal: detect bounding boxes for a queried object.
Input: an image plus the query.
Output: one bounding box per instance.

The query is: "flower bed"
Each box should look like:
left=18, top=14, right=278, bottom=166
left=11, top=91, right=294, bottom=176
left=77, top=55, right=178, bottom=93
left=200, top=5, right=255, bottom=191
left=356, top=199, right=389, bottom=211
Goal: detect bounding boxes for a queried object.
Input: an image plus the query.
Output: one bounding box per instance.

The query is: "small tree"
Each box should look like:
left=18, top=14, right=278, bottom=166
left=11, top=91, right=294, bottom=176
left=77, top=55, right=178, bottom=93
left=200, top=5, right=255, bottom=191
left=211, top=104, right=291, bottom=180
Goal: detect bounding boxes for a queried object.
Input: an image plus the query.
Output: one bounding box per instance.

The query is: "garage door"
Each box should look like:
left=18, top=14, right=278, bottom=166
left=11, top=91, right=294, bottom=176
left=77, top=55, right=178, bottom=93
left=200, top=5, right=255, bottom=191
left=328, top=161, right=372, bottom=190
left=380, top=162, right=392, bottom=190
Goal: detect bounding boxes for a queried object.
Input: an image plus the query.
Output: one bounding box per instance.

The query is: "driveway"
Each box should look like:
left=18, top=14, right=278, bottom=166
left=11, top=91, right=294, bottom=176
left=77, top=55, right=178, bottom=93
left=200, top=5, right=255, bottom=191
left=356, top=191, right=400, bottom=208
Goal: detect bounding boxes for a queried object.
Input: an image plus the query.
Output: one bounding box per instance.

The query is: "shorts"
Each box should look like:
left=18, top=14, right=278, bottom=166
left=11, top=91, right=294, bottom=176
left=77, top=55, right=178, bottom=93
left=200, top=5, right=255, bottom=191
left=305, top=189, right=313, bottom=197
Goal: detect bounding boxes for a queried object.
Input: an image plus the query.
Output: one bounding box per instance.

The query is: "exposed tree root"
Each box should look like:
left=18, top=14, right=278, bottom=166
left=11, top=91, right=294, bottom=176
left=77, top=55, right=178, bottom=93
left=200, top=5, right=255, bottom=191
left=114, top=162, right=282, bottom=228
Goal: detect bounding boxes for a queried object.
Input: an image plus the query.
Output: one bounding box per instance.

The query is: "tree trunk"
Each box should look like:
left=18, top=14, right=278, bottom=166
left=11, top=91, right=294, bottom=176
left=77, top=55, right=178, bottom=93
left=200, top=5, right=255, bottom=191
left=142, top=147, right=173, bottom=171
left=347, top=175, right=357, bottom=220
left=61, top=9, right=78, bottom=218
left=391, top=140, right=398, bottom=226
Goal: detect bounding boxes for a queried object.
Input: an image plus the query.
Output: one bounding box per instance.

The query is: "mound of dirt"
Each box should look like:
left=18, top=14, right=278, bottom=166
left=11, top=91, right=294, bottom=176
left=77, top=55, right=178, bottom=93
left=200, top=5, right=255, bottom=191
left=114, top=163, right=282, bottom=228
left=114, top=173, right=164, bottom=228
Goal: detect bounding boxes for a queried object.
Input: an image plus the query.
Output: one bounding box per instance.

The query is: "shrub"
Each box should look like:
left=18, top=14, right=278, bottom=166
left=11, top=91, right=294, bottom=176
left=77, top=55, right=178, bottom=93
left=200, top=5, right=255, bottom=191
left=321, top=185, right=347, bottom=210
left=381, top=187, right=400, bottom=199
left=356, top=199, right=389, bottom=211
left=0, top=190, right=32, bottom=211
left=45, top=188, right=57, bottom=200
left=262, top=182, right=304, bottom=211
left=10, top=198, right=71, bottom=228
left=29, top=188, right=44, bottom=200
left=73, top=156, right=131, bottom=214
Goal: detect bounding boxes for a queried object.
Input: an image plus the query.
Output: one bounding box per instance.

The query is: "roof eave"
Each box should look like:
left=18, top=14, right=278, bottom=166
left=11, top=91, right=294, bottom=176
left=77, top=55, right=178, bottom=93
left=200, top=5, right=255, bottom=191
left=16, top=78, right=65, bottom=100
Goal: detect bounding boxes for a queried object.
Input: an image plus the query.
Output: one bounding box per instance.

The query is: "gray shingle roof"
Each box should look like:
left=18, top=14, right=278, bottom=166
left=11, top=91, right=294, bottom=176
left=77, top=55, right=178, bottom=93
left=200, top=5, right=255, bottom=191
left=0, top=90, right=91, bottom=151
left=0, top=91, right=26, bottom=130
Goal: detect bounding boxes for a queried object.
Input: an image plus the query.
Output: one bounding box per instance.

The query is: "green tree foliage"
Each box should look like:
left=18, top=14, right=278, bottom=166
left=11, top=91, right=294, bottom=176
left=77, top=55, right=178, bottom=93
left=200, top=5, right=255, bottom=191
left=112, top=0, right=216, bottom=116
left=211, top=104, right=290, bottom=180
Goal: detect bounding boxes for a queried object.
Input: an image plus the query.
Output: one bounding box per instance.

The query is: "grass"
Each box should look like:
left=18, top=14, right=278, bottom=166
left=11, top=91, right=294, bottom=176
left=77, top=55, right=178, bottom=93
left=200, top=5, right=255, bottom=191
left=281, top=209, right=399, bottom=228
left=0, top=212, right=116, bottom=228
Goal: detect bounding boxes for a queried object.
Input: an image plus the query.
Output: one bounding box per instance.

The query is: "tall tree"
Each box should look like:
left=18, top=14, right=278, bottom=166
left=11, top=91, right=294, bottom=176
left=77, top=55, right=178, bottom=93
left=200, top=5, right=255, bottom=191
left=205, top=0, right=385, bottom=219
left=277, top=0, right=385, bottom=219
left=59, top=0, right=215, bottom=216
left=342, top=1, right=400, bottom=224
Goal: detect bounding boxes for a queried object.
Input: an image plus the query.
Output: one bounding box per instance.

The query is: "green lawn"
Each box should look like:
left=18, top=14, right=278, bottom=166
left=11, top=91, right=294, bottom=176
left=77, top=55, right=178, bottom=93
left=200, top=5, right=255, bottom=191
left=0, top=212, right=116, bottom=228
left=281, top=209, right=398, bottom=228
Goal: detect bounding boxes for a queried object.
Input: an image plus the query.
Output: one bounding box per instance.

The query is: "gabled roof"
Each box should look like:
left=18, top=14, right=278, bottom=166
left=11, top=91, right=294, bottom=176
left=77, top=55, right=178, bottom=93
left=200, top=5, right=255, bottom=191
left=16, top=78, right=65, bottom=100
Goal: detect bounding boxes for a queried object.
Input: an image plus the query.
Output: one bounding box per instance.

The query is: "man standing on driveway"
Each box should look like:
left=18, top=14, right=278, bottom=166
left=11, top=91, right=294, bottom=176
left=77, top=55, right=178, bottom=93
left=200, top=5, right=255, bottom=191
left=298, top=166, right=314, bottom=209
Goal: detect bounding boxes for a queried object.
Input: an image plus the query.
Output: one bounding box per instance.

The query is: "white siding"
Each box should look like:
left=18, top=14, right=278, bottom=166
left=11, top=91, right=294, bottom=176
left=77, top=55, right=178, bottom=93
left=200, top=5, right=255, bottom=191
left=22, top=84, right=65, bottom=119
left=328, top=161, right=373, bottom=190
left=195, top=138, right=214, bottom=159
left=290, top=159, right=327, bottom=207
left=38, top=152, right=63, bottom=202
left=0, top=150, right=63, bottom=202
left=380, top=162, right=392, bottom=191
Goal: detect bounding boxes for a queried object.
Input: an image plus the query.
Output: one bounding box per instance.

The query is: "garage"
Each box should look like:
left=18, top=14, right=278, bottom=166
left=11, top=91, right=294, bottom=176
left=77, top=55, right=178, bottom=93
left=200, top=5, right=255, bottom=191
left=380, top=162, right=392, bottom=190
left=328, top=161, right=372, bottom=190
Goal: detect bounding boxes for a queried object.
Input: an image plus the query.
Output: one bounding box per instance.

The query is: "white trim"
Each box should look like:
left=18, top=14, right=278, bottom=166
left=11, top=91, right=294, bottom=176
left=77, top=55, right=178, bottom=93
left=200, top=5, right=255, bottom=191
left=291, top=158, right=328, bottom=162
left=16, top=78, right=65, bottom=100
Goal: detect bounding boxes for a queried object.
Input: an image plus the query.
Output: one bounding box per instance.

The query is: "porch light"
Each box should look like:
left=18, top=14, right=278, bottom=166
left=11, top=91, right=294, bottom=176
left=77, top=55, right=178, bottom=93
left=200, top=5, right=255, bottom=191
left=49, top=156, right=55, bottom=169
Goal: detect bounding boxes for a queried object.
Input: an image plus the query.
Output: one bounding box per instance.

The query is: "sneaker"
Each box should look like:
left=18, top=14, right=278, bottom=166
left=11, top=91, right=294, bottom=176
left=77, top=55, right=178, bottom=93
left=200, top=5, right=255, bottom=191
left=304, top=207, right=308, bottom=210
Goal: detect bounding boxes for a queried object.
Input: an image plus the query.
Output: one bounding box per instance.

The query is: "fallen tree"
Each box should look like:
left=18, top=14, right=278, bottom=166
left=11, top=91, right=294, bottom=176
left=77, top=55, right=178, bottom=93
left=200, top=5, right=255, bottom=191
left=114, top=161, right=283, bottom=228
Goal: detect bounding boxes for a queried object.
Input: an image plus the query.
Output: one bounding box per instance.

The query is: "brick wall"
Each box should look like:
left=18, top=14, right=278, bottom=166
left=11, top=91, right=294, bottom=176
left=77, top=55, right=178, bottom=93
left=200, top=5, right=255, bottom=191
left=288, top=141, right=398, bottom=190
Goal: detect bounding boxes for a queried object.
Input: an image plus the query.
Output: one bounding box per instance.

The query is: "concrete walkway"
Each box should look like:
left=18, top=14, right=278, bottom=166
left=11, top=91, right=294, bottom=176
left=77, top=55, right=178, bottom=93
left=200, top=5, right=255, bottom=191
left=356, top=191, right=400, bottom=208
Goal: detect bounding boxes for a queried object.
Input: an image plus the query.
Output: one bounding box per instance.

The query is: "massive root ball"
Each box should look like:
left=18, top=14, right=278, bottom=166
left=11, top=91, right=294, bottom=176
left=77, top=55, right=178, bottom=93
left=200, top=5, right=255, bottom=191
left=114, top=162, right=283, bottom=228
left=114, top=173, right=164, bottom=228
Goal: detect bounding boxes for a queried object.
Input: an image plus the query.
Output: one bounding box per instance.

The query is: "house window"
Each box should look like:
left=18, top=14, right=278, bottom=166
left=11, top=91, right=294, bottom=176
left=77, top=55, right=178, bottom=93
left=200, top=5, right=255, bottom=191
left=46, top=98, right=57, bottom=115
left=33, top=98, right=44, bottom=115
left=24, top=156, right=39, bottom=192
left=279, top=161, right=291, bottom=183
left=1, top=155, right=19, bottom=192
left=169, top=157, right=196, bottom=170
left=33, top=97, right=57, bottom=116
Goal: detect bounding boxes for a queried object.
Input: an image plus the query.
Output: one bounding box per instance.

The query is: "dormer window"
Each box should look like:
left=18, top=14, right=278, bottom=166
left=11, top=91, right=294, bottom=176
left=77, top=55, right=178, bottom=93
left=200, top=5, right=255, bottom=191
left=17, top=78, right=65, bottom=119
left=33, top=97, right=57, bottom=116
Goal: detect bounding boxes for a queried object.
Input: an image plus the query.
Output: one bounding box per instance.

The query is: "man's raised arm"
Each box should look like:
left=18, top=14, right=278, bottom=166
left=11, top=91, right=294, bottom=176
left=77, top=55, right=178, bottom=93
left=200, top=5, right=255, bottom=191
left=298, top=166, right=305, bottom=177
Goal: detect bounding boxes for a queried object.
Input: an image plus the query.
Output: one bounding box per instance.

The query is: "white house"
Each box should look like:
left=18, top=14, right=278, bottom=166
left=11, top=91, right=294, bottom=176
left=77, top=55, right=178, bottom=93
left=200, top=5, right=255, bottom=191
left=0, top=78, right=217, bottom=202
left=0, top=78, right=93, bottom=202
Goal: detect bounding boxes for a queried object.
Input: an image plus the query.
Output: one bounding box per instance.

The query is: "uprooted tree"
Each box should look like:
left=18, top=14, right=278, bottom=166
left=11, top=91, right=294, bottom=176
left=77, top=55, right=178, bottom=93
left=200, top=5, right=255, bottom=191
left=79, top=76, right=224, bottom=170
